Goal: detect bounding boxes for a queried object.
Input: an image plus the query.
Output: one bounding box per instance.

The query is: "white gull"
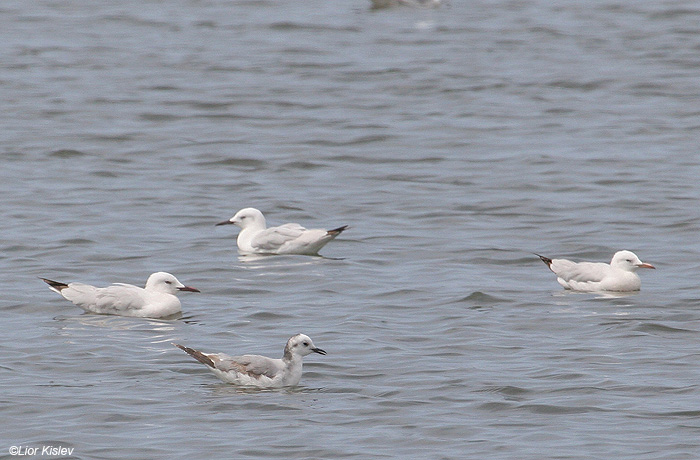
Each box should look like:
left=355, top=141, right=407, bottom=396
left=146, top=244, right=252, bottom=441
left=216, top=207, right=347, bottom=255
left=41, top=272, right=199, bottom=318
left=536, top=250, right=655, bottom=292
left=174, top=333, right=326, bottom=388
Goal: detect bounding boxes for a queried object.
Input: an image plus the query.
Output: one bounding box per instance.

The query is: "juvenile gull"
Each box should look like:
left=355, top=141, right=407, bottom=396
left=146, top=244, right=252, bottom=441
left=41, top=272, right=199, bottom=318
left=216, top=207, right=347, bottom=255
left=174, top=333, right=326, bottom=388
left=536, top=250, right=655, bottom=292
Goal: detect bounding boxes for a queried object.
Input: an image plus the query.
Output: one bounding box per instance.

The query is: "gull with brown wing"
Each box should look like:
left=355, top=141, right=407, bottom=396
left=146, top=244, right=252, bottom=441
left=174, top=334, right=326, bottom=388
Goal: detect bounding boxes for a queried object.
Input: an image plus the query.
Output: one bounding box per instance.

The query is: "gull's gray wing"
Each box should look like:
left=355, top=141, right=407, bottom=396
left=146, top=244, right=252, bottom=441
left=251, top=223, right=306, bottom=252
left=90, top=284, right=147, bottom=314
left=551, top=260, right=610, bottom=283
left=214, top=353, right=284, bottom=379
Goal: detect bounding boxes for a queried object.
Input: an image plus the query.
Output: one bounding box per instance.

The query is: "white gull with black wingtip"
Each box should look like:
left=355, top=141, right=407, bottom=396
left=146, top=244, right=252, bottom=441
left=536, top=250, right=655, bottom=292
left=216, top=207, right=347, bottom=255
left=174, top=334, right=326, bottom=388
left=41, top=272, right=199, bottom=318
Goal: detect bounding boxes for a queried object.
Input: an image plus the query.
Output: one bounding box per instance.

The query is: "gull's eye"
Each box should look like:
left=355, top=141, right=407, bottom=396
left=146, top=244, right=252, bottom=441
left=165, top=280, right=172, bottom=285
left=303, top=341, right=309, bottom=347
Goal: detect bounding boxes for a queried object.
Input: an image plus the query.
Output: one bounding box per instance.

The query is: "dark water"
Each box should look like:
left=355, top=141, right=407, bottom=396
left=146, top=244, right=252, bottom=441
left=2, top=1, right=700, bottom=459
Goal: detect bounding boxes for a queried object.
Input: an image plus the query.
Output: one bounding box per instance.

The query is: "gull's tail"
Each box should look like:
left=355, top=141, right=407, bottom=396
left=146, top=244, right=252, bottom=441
left=173, top=343, right=216, bottom=369
left=40, top=278, right=69, bottom=294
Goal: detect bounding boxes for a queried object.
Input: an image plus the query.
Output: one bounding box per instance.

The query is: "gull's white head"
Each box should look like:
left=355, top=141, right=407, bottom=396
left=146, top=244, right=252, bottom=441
left=145, top=272, right=200, bottom=294
left=216, top=207, right=266, bottom=230
left=610, top=250, right=655, bottom=272
left=284, top=333, right=327, bottom=360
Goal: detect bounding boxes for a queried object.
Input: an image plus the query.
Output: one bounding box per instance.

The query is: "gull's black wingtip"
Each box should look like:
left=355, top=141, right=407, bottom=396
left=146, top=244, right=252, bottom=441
left=40, top=277, right=69, bottom=292
left=327, top=225, right=348, bottom=236
left=535, top=253, right=553, bottom=268
left=173, top=343, right=216, bottom=369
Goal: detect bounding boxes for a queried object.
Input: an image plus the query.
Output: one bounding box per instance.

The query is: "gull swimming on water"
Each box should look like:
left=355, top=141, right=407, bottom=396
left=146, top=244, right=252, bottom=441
left=536, top=250, right=655, bottom=292
left=174, top=333, right=326, bottom=388
left=41, top=272, right=199, bottom=318
left=216, top=207, right=347, bottom=255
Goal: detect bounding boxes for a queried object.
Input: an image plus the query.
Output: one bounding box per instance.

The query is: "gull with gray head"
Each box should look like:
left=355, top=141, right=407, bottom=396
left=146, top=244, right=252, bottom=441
left=536, top=250, right=655, bottom=292
left=174, top=333, right=326, bottom=388
left=41, top=272, right=199, bottom=318
left=216, top=207, right=347, bottom=255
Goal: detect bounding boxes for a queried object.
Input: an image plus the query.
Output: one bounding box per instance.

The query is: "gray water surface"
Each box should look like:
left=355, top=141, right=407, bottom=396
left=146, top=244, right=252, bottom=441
left=2, top=1, right=700, bottom=459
